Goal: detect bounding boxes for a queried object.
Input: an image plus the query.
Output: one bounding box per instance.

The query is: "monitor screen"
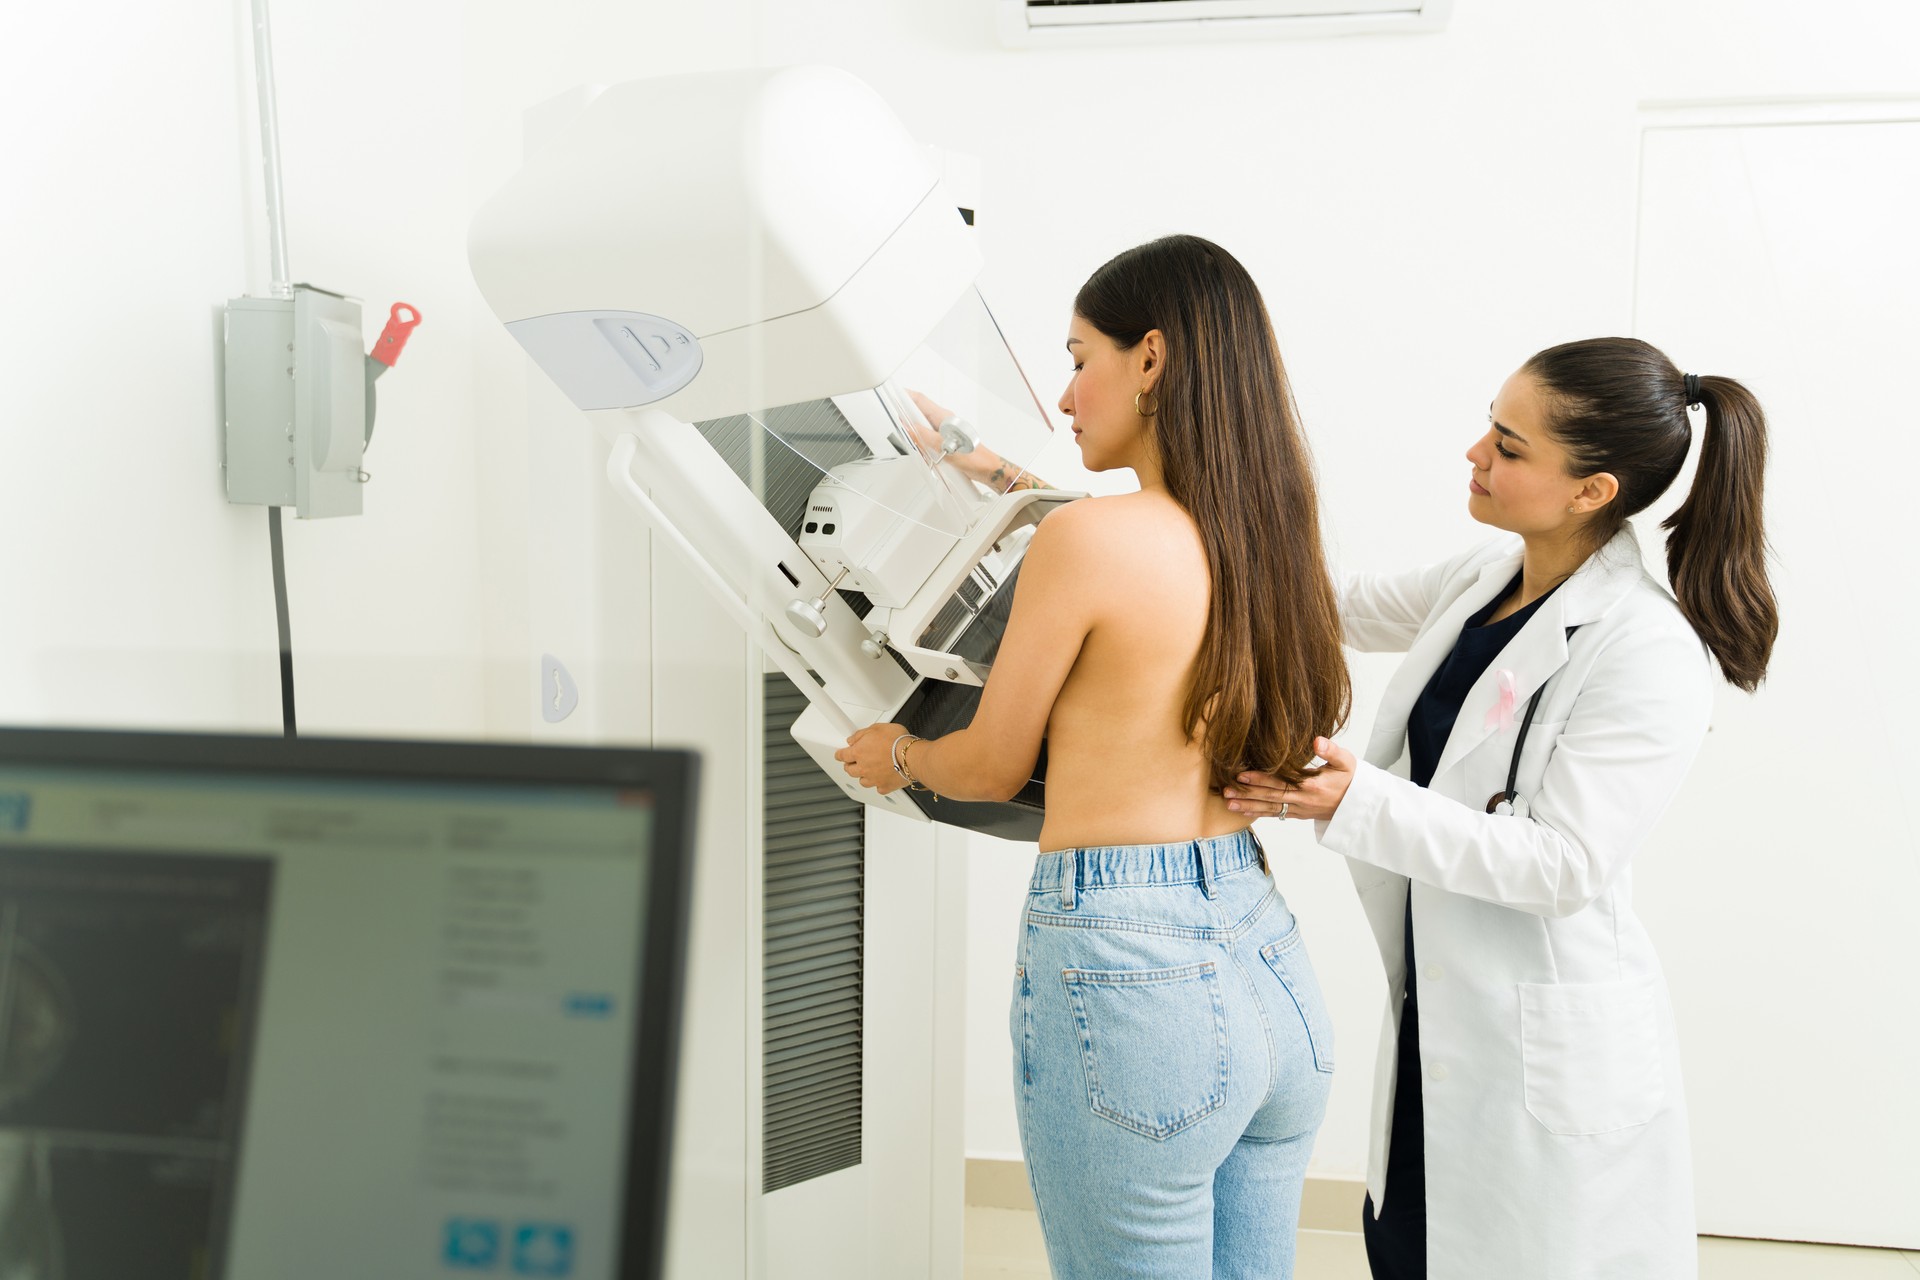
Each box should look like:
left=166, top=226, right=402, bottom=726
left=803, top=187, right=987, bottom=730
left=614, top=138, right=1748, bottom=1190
left=0, top=730, right=696, bottom=1280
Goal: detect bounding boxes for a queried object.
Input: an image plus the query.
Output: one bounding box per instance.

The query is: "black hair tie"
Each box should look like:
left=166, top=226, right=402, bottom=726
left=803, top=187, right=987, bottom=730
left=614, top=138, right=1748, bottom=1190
left=1682, top=372, right=1703, bottom=407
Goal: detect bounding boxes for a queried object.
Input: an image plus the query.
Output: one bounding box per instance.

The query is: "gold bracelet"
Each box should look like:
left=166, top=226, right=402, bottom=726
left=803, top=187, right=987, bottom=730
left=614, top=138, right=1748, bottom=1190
left=896, top=736, right=936, bottom=800
left=890, top=734, right=929, bottom=792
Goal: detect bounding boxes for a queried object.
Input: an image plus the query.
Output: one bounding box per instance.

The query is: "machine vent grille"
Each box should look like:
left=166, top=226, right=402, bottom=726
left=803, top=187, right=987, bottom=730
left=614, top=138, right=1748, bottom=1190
left=696, top=400, right=874, bottom=539
left=918, top=593, right=976, bottom=652
left=762, top=674, right=865, bottom=1192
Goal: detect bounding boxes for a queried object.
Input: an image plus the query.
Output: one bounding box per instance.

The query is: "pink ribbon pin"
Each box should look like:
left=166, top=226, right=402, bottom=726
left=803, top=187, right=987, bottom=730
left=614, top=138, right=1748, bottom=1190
left=1485, top=669, right=1518, bottom=732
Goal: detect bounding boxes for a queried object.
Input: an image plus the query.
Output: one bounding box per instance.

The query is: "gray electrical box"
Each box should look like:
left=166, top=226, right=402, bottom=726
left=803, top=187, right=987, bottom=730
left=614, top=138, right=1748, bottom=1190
left=224, top=286, right=366, bottom=519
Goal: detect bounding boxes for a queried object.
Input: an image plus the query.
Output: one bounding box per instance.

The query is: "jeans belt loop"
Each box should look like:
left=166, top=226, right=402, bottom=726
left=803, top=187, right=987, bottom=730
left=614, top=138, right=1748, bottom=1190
left=1197, top=839, right=1218, bottom=900
left=1060, top=851, right=1077, bottom=911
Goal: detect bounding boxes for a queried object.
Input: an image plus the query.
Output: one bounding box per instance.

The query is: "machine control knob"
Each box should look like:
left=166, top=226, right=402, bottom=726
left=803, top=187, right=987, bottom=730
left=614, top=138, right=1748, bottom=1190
left=785, top=567, right=850, bottom=640
left=937, top=414, right=979, bottom=457
left=785, top=598, right=828, bottom=637
left=859, top=633, right=890, bottom=660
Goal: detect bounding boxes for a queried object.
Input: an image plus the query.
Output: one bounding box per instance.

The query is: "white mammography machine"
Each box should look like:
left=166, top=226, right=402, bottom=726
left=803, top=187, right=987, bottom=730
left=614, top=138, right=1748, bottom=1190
left=472, top=63, right=1075, bottom=841
left=471, top=65, right=1075, bottom=1278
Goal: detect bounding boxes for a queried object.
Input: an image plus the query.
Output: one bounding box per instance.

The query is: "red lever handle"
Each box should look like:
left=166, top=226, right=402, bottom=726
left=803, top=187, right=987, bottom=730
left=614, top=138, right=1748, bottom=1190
left=370, top=302, right=421, bottom=368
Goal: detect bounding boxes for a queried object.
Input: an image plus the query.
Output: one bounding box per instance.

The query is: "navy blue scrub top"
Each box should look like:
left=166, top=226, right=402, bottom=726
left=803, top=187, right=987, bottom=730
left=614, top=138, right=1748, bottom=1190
left=1402, top=572, right=1556, bottom=1011
left=1406, top=573, right=1555, bottom=790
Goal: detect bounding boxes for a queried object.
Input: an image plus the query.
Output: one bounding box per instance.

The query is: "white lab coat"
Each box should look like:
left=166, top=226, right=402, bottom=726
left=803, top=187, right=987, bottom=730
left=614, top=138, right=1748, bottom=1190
left=1318, top=526, right=1711, bottom=1279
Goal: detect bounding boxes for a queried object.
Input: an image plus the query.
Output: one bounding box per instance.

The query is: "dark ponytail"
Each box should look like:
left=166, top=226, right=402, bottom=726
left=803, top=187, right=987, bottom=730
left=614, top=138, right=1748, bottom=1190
left=1524, top=338, right=1778, bottom=691
left=1657, top=376, right=1776, bottom=690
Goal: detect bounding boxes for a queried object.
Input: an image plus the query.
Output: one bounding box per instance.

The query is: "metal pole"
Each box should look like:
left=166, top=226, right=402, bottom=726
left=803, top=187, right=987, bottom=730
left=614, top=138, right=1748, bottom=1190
left=250, top=0, right=295, bottom=736
left=250, top=0, right=291, bottom=296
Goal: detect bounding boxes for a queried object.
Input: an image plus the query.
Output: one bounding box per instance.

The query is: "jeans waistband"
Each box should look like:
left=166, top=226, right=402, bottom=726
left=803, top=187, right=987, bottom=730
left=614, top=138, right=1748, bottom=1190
left=1030, top=828, right=1264, bottom=909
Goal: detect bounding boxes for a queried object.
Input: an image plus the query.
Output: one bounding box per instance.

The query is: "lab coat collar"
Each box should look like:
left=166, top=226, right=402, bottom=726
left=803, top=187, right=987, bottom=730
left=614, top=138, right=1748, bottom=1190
left=1364, top=526, right=1648, bottom=778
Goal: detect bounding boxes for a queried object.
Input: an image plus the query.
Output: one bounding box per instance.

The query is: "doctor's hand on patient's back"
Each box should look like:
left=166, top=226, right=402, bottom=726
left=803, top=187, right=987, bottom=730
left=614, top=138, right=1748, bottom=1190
left=1221, top=737, right=1358, bottom=822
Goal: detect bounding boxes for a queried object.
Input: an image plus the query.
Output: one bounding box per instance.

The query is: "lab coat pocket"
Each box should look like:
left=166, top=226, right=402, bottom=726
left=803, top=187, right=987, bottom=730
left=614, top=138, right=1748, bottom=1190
left=1518, top=978, right=1664, bottom=1135
left=1062, top=961, right=1229, bottom=1141
left=1260, top=924, right=1335, bottom=1073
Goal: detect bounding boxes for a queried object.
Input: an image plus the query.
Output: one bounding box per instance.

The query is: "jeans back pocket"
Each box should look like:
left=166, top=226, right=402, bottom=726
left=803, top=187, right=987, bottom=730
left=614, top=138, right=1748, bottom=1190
left=1061, top=961, right=1229, bottom=1141
left=1260, top=924, right=1335, bottom=1074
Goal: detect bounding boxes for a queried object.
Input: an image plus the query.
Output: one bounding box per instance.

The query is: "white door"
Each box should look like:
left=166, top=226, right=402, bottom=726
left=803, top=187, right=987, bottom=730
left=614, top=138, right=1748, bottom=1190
left=1632, top=112, right=1920, bottom=1250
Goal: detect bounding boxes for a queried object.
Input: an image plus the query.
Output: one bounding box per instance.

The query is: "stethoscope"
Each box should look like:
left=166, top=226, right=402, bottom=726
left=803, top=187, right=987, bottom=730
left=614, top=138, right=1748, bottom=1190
left=1485, top=625, right=1581, bottom=818
left=1486, top=684, right=1548, bottom=816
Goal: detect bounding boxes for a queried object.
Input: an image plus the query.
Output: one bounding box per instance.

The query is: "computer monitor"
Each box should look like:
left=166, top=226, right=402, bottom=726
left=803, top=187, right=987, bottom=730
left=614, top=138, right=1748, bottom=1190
left=0, top=728, right=697, bottom=1280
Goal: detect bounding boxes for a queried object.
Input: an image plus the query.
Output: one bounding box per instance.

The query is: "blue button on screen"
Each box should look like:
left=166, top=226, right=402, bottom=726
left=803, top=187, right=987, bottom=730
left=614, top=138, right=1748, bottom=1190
left=512, top=1223, right=575, bottom=1276
left=444, top=1218, right=501, bottom=1270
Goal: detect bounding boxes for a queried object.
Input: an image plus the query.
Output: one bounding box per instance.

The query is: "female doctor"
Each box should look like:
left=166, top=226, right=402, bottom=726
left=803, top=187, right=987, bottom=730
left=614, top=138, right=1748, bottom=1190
left=1225, top=337, right=1778, bottom=1279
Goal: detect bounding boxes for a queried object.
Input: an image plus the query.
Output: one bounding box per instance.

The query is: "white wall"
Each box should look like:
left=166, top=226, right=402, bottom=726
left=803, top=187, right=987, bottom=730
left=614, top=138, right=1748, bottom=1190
left=10, top=0, right=1918, bottom=1245
left=0, top=2, right=491, bottom=736
left=0, top=0, right=786, bottom=740
left=1, top=2, right=487, bottom=729
left=1632, top=108, right=1920, bottom=1247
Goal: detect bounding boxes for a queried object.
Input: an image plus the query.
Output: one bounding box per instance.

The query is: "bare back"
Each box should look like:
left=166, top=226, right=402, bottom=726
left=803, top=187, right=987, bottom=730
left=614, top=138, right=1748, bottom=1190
left=1033, top=492, right=1244, bottom=852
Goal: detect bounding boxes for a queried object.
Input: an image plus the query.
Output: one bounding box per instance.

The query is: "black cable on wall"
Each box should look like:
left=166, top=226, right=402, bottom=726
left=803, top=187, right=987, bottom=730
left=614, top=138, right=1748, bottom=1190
left=268, top=508, right=297, bottom=737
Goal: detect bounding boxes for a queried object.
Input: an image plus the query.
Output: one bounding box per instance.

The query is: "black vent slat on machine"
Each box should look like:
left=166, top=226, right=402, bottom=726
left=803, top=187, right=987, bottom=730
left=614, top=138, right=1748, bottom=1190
left=695, top=401, right=898, bottom=642
left=761, top=674, right=865, bottom=1193
left=694, top=399, right=874, bottom=539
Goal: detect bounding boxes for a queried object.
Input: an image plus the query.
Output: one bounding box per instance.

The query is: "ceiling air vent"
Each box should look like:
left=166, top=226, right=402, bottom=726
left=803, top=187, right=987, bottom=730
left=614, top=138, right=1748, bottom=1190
left=999, top=0, right=1452, bottom=46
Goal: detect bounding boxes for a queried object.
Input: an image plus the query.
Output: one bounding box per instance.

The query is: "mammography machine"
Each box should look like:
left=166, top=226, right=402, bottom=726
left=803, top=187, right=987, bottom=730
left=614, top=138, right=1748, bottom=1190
left=471, top=64, right=1077, bottom=842
left=470, top=65, right=1076, bottom=1278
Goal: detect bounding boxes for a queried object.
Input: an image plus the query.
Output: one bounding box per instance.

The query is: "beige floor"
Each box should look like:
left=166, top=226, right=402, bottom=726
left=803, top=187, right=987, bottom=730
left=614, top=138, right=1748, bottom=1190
left=965, top=1204, right=1920, bottom=1279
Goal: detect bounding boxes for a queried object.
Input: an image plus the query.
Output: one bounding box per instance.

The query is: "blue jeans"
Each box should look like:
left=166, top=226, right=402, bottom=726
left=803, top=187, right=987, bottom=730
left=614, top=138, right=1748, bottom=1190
left=1012, top=829, right=1335, bottom=1279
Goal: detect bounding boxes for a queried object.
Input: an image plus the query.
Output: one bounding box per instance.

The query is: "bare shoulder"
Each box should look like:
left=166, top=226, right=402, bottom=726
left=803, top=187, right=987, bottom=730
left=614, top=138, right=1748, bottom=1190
left=1036, top=492, right=1193, bottom=551
left=1023, top=497, right=1200, bottom=629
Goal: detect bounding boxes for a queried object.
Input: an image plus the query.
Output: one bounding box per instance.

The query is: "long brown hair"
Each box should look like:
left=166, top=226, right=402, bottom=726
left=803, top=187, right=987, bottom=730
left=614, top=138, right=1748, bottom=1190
left=1074, top=235, right=1349, bottom=788
left=1523, top=337, right=1778, bottom=691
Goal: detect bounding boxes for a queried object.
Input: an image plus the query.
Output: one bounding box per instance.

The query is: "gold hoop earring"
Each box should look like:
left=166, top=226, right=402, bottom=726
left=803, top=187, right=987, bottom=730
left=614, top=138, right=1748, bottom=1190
left=1134, top=389, right=1159, bottom=417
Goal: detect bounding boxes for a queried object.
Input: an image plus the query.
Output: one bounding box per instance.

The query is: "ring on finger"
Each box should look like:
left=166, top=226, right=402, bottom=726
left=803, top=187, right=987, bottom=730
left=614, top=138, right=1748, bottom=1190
left=1279, top=801, right=1289, bottom=820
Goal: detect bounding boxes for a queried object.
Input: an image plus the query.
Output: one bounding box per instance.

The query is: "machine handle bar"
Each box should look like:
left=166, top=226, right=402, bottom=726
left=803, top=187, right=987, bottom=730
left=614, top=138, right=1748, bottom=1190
left=604, top=433, right=859, bottom=738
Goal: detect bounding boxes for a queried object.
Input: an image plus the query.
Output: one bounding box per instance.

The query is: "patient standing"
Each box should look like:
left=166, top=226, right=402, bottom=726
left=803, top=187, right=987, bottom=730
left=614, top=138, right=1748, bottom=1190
left=838, top=235, right=1348, bottom=1277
